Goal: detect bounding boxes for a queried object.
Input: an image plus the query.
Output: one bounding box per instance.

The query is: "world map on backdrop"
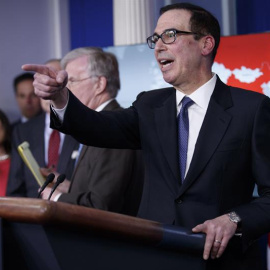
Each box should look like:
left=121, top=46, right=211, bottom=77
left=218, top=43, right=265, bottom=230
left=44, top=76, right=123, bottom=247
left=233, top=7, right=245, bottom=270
left=213, top=32, right=270, bottom=97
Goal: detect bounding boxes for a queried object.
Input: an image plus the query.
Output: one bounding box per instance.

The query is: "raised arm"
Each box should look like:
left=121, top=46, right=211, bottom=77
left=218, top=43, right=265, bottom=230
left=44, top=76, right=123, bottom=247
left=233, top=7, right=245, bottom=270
left=22, top=64, right=69, bottom=109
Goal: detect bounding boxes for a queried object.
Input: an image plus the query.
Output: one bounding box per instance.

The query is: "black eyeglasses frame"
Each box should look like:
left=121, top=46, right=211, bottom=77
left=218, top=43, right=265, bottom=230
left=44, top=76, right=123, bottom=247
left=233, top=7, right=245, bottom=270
left=147, top=29, right=200, bottom=49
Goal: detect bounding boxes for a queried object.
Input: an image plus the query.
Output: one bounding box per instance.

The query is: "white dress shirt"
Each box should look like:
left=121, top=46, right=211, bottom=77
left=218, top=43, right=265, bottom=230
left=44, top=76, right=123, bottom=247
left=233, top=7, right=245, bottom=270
left=176, top=74, right=217, bottom=178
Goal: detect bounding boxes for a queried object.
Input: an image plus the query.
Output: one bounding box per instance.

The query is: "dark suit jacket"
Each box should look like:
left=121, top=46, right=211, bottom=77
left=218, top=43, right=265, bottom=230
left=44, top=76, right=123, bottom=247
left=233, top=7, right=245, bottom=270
left=59, top=100, right=144, bottom=216
left=51, top=78, right=270, bottom=269
left=7, top=112, right=79, bottom=198
left=11, top=118, right=22, bottom=130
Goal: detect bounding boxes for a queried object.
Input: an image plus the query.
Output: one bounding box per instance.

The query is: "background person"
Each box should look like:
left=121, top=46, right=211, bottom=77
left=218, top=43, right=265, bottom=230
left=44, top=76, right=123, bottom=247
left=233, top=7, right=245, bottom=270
left=40, top=47, right=144, bottom=216
left=11, top=72, right=42, bottom=129
left=0, top=109, right=12, bottom=196
left=7, top=60, right=79, bottom=197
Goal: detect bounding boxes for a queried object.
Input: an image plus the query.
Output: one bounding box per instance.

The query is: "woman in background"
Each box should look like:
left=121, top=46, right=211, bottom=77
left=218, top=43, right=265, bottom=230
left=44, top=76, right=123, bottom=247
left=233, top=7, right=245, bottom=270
left=0, top=110, right=11, bottom=196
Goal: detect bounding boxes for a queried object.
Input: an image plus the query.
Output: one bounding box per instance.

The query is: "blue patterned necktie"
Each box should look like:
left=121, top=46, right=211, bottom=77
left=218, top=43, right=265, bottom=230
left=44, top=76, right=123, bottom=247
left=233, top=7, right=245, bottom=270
left=178, top=96, right=194, bottom=182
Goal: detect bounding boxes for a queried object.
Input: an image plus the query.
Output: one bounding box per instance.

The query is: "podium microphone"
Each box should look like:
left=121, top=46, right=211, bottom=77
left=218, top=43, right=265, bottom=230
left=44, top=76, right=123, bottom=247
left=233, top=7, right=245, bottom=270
left=37, top=173, right=55, bottom=198
left=47, top=174, right=66, bottom=200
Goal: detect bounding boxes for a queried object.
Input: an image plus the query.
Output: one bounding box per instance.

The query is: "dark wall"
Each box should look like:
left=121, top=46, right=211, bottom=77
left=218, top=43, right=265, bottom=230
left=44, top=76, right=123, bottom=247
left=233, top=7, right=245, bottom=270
left=236, top=0, right=270, bottom=34
left=69, top=0, right=114, bottom=49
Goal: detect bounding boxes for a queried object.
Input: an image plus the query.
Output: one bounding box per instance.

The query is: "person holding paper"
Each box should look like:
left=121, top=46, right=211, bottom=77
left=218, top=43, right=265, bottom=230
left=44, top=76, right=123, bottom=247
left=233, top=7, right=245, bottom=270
left=7, top=59, right=79, bottom=198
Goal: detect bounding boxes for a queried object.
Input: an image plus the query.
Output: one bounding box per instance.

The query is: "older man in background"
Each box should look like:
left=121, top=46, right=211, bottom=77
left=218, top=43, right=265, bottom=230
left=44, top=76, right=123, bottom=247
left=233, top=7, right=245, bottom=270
left=40, top=48, right=144, bottom=216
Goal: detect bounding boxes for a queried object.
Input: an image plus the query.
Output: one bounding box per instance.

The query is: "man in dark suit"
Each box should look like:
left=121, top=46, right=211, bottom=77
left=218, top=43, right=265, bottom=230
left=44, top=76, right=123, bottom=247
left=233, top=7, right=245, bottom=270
left=39, top=47, right=143, bottom=216
left=23, top=3, right=270, bottom=269
left=7, top=60, right=79, bottom=198
left=6, top=100, right=80, bottom=198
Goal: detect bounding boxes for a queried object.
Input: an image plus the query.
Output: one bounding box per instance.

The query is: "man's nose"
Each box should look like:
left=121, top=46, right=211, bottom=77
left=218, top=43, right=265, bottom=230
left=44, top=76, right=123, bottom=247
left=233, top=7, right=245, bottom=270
left=26, top=96, right=33, bottom=104
left=155, top=38, right=166, bottom=51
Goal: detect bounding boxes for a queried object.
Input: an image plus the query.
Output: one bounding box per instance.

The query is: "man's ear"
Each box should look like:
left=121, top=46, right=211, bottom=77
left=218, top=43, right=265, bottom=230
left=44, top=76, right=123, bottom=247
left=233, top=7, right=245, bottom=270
left=96, top=76, right=107, bottom=94
left=201, top=35, right=215, bottom=56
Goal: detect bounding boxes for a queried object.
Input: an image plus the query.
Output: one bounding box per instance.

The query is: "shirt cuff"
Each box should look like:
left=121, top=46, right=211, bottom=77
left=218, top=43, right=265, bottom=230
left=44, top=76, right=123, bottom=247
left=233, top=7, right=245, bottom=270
left=50, top=91, right=69, bottom=122
left=53, top=193, right=62, bottom=202
left=51, top=106, right=66, bottom=122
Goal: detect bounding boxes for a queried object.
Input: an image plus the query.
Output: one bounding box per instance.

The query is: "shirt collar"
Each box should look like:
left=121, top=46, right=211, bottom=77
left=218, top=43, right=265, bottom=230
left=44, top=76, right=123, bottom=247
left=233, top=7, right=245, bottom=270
left=95, top=99, right=114, bottom=112
left=45, top=112, right=50, bottom=127
left=176, top=74, right=217, bottom=110
left=21, top=116, right=28, bottom=123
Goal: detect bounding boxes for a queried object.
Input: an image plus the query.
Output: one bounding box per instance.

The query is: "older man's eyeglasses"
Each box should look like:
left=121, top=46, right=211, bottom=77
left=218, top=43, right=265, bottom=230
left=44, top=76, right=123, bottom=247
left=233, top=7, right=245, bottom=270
left=147, top=29, right=199, bottom=49
left=67, top=75, right=98, bottom=86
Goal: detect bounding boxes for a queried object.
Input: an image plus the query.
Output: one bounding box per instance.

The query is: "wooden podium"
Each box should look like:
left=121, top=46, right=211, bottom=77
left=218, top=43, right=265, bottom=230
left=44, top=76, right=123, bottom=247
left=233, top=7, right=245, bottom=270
left=0, top=197, right=206, bottom=270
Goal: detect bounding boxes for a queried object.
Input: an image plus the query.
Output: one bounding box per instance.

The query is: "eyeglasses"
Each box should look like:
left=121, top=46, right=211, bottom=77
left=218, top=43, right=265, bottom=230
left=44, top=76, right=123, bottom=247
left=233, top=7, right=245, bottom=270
left=147, top=28, right=199, bottom=49
left=67, top=75, right=98, bottom=86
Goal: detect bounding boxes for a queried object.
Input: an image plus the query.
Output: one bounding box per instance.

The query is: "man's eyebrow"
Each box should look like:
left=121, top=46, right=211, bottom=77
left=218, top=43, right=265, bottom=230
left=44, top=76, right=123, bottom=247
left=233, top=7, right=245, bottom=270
left=153, top=28, right=177, bottom=35
left=164, top=28, right=178, bottom=32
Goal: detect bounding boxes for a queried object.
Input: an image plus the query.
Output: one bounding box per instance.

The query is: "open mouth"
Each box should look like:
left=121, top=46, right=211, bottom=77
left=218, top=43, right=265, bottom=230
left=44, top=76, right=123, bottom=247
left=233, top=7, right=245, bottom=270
left=159, top=59, right=174, bottom=68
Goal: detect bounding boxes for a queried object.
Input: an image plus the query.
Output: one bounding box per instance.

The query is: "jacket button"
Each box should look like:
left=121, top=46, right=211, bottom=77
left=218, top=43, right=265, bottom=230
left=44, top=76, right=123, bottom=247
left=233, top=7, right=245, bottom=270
left=175, top=198, right=182, bottom=204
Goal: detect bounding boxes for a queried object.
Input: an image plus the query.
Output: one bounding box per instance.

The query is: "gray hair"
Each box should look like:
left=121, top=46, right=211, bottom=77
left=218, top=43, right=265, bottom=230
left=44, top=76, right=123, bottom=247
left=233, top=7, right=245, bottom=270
left=61, top=47, right=120, bottom=98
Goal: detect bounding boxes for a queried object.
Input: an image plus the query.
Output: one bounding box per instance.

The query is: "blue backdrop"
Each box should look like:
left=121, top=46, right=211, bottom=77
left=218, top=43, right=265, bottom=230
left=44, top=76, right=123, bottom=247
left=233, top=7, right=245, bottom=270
left=237, top=0, right=270, bottom=34
left=69, top=0, right=114, bottom=48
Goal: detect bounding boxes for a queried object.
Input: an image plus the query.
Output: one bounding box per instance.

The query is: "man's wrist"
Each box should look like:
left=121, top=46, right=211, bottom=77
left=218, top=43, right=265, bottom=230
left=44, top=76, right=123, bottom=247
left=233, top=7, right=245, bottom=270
left=51, top=87, right=69, bottom=109
left=50, top=90, right=69, bottom=123
left=227, top=211, right=242, bottom=233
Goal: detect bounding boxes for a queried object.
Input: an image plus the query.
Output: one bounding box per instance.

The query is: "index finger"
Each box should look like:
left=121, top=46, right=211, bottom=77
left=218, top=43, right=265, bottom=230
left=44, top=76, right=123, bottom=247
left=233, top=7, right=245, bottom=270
left=22, top=64, right=56, bottom=77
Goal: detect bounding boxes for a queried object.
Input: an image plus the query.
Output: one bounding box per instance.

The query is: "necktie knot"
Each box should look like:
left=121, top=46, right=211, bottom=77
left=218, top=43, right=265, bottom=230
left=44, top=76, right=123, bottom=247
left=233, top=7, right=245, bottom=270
left=181, top=96, right=193, bottom=110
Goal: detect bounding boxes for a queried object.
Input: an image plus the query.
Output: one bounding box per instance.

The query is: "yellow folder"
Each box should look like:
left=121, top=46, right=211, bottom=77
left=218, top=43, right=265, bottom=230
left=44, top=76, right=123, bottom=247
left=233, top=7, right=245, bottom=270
left=17, top=141, right=45, bottom=187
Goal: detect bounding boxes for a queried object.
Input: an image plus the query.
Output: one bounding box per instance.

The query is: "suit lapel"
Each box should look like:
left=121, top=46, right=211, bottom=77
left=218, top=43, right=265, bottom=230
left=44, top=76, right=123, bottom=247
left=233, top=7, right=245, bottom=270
left=69, top=100, right=119, bottom=180
left=103, top=99, right=121, bottom=111
left=69, top=145, right=87, bottom=186
left=155, top=88, right=180, bottom=183
left=57, top=135, right=78, bottom=171
left=178, top=78, right=233, bottom=195
left=74, top=145, right=87, bottom=169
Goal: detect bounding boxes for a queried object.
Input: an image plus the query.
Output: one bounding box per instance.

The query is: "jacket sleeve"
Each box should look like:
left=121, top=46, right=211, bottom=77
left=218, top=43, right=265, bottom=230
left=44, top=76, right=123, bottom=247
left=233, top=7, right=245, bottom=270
left=50, top=90, right=141, bottom=150
left=234, top=96, right=270, bottom=250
